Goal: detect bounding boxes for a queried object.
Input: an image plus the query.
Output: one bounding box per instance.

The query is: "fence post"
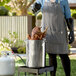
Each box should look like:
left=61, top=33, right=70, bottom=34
left=27, top=16, right=36, bottom=35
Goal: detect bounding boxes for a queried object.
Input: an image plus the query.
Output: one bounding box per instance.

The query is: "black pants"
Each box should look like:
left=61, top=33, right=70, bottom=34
left=48, top=54, right=71, bottom=76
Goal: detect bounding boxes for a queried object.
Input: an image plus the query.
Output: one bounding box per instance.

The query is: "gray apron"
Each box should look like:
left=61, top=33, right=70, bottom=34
left=41, top=1, right=69, bottom=54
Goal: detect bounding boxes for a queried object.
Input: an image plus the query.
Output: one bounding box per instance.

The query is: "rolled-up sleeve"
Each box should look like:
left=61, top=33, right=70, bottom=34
left=64, top=0, right=71, bottom=19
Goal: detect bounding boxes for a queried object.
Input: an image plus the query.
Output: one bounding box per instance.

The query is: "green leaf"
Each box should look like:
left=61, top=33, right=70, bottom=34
left=0, top=0, right=11, bottom=6
left=3, top=0, right=11, bottom=4
left=13, top=32, right=18, bottom=39
left=4, top=5, right=11, bottom=10
left=5, top=0, right=11, bottom=3
left=2, top=37, right=10, bottom=43
left=0, top=2, right=5, bottom=6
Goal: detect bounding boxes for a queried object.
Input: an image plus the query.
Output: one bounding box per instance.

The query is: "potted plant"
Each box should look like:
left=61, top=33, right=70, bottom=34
left=2, top=31, right=26, bottom=54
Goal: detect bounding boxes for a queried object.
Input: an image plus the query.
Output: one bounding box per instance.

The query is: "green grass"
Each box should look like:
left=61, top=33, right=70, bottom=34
left=14, top=55, right=76, bottom=76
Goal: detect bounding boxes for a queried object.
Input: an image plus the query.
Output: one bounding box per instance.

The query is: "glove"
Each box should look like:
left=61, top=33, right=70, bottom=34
left=32, top=2, right=41, bottom=13
left=66, top=18, right=74, bottom=44
left=69, top=31, right=74, bottom=44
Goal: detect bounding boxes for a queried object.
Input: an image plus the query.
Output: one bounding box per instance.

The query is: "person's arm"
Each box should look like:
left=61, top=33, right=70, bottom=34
left=66, top=18, right=74, bottom=44
left=32, top=0, right=42, bottom=13
left=64, top=0, right=71, bottom=19
left=64, top=0, right=74, bottom=44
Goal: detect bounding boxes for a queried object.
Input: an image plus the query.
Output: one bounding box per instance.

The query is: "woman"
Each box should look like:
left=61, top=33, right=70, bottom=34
left=32, top=0, right=74, bottom=76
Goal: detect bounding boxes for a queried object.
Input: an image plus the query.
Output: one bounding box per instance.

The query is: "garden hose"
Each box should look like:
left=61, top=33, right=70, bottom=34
left=16, top=54, right=26, bottom=65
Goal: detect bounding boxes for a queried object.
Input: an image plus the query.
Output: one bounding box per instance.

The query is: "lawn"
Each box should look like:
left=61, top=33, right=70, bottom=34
left=14, top=55, right=76, bottom=76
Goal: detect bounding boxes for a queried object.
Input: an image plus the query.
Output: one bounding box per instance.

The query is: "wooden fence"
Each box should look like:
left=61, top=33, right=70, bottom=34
left=0, top=16, right=35, bottom=40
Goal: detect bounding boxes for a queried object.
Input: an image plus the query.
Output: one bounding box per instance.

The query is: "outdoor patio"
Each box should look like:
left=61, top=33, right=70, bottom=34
left=13, top=53, right=76, bottom=76
left=0, top=0, right=76, bottom=76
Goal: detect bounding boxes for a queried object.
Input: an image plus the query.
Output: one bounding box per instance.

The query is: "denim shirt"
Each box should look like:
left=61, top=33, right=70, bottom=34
left=36, top=0, right=71, bottom=19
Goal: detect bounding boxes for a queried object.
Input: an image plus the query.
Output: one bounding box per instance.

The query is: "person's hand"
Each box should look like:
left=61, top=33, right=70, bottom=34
left=69, top=31, right=74, bottom=44
left=32, top=3, right=41, bottom=14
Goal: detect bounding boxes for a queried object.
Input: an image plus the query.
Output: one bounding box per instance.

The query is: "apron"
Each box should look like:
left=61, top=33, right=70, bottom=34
left=41, top=0, right=69, bottom=54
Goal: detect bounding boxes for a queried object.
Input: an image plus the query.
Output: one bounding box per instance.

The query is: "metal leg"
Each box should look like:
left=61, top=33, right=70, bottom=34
left=36, top=73, right=39, bottom=76
left=18, top=71, right=20, bottom=76
left=25, top=72, right=26, bottom=76
left=46, top=72, right=47, bottom=76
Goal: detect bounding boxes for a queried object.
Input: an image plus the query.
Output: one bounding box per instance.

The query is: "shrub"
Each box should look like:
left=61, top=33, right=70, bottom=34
left=27, top=12, right=35, bottom=16
left=72, top=13, right=76, bottom=19
left=1, top=31, right=26, bottom=54
left=0, top=41, right=11, bottom=55
left=17, top=46, right=26, bottom=54
left=71, top=9, right=76, bottom=19
left=0, top=6, right=9, bottom=16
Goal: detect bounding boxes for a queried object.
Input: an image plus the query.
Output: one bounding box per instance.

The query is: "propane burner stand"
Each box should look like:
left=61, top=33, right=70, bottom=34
left=18, top=66, right=54, bottom=76
left=18, top=40, right=54, bottom=76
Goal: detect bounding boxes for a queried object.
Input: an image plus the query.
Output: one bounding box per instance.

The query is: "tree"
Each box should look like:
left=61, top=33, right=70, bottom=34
left=0, top=0, right=11, bottom=16
left=0, top=0, right=11, bottom=10
left=11, top=0, right=35, bottom=16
